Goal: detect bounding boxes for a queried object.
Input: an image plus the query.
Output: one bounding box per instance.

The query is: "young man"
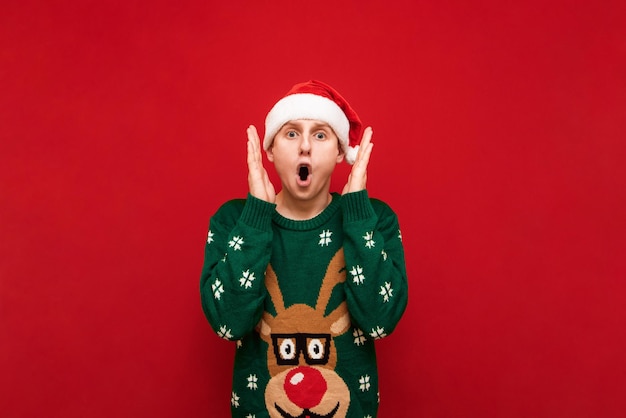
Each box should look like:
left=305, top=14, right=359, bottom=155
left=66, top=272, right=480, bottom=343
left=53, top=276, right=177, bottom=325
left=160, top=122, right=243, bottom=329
left=200, top=80, right=408, bottom=417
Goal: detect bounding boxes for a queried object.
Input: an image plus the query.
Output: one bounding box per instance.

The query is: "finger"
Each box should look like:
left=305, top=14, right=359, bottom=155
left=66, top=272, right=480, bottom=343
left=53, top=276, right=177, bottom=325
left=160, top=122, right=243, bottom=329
left=354, top=128, right=373, bottom=167
left=358, top=141, right=374, bottom=168
left=247, top=128, right=258, bottom=165
left=247, top=124, right=259, bottom=140
left=247, top=132, right=265, bottom=176
left=247, top=138, right=258, bottom=168
left=355, top=127, right=373, bottom=163
left=247, top=125, right=261, bottom=159
left=249, top=127, right=266, bottom=171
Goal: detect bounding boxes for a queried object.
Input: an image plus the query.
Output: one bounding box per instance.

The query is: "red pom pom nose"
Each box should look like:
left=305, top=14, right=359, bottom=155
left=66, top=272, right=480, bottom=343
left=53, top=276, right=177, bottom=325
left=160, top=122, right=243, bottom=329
left=283, top=366, right=327, bottom=410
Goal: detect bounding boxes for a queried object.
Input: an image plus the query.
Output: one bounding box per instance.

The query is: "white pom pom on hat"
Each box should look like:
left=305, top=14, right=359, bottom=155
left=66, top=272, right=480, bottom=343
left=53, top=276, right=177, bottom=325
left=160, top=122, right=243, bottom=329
left=263, top=80, right=363, bottom=164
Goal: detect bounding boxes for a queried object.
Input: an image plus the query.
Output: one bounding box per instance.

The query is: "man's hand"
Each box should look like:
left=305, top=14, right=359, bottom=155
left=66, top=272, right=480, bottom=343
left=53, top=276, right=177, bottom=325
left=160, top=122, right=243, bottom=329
left=247, top=125, right=276, bottom=203
left=342, top=127, right=374, bottom=195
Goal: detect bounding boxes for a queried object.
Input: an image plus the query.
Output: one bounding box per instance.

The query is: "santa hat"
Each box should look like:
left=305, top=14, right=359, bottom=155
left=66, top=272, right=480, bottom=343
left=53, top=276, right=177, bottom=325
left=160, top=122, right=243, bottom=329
left=263, top=80, right=363, bottom=164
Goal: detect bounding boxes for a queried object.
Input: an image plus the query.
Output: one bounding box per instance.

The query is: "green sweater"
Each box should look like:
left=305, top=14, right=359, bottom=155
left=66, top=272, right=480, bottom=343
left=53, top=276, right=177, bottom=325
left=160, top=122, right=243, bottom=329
left=200, top=191, right=408, bottom=418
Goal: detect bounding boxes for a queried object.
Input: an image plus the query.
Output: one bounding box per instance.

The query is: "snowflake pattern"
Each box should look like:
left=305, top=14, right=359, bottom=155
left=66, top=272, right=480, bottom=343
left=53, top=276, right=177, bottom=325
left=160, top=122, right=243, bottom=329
left=353, top=328, right=366, bottom=346
left=350, top=265, right=365, bottom=285
left=218, top=325, right=233, bottom=340
left=229, top=236, right=244, bottom=251
left=318, top=229, right=333, bottom=246
left=205, top=203, right=404, bottom=411
left=359, top=375, right=371, bottom=392
left=379, top=282, right=393, bottom=303
left=245, top=415, right=256, bottom=418
left=370, top=326, right=387, bottom=339
left=239, top=270, right=256, bottom=289
left=231, top=391, right=240, bottom=407
left=212, top=279, right=224, bottom=300
left=247, top=374, right=258, bottom=390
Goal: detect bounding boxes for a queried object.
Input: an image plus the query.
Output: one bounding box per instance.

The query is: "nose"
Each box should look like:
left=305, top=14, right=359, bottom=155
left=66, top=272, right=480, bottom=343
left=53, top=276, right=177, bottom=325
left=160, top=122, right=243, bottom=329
left=284, top=366, right=327, bottom=410
left=299, top=136, right=311, bottom=155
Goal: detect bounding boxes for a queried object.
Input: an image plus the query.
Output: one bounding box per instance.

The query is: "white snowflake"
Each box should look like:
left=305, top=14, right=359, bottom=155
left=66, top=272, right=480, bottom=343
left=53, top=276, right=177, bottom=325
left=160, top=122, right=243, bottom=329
left=377, top=391, right=380, bottom=403
left=381, top=249, right=388, bottom=261
left=359, top=375, right=371, bottom=392
left=239, top=270, right=256, bottom=289
left=398, top=228, right=402, bottom=241
left=212, top=279, right=224, bottom=300
left=221, top=253, right=228, bottom=262
left=370, top=326, right=387, bottom=339
left=350, top=265, right=365, bottom=285
left=365, top=415, right=372, bottom=418
left=236, top=340, right=243, bottom=349
left=231, top=391, right=240, bottom=407
left=319, top=229, right=333, bottom=246
left=218, top=325, right=234, bottom=340
left=247, top=374, right=258, bottom=390
left=353, top=328, right=366, bottom=346
left=363, top=231, right=375, bottom=249
left=229, top=236, right=244, bottom=251
left=245, top=415, right=256, bottom=418
left=207, top=230, right=214, bottom=244
left=379, top=282, right=393, bottom=303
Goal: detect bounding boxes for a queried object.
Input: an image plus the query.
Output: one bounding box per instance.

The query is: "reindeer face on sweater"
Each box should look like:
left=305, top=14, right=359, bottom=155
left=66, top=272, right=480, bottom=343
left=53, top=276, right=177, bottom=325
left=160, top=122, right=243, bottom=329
left=259, top=250, right=352, bottom=418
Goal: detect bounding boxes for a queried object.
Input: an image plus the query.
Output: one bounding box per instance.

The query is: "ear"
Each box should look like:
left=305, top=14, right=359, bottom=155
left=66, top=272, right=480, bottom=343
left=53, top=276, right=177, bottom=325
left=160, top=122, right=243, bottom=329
left=330, top=310, right=351, bottom=335
left=336, top=140, right=345, bottom=163
left=266, top=145, right=275, bottom=162
left=258, top=317, right=272, bottom=340
left=327, top=301, right=351, bottom=336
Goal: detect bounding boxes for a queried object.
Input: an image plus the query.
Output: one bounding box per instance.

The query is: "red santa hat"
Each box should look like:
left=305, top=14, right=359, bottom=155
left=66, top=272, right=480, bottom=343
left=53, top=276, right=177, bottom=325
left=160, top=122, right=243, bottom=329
left=263, top=80, right=363, bottom=164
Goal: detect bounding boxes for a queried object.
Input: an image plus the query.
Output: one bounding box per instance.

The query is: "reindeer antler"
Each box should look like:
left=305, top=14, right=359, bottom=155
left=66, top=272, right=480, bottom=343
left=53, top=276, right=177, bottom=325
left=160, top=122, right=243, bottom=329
left=264, top=264, right=285, bottom=314
left=315, top=250, right=347, bottom=313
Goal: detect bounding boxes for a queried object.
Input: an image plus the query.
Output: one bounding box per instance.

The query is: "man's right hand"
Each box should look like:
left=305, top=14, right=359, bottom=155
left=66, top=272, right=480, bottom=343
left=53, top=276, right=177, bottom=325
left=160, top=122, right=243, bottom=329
left=247, top=125, right=276, bottom=203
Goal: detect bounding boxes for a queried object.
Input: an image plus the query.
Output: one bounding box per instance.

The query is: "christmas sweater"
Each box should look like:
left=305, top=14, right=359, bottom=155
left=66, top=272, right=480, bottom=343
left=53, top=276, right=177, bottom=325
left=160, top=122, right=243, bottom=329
left=200, top=190, right=408, bottom=418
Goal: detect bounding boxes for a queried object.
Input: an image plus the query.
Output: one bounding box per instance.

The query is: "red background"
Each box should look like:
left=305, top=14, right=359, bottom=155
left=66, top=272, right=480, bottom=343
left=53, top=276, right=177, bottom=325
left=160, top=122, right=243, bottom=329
left=1, top=1, right=625, bottom=417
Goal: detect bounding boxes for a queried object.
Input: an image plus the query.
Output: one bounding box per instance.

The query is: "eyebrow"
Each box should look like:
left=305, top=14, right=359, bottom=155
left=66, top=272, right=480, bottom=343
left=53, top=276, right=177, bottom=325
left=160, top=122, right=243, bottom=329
left=283, top=121, right=332, bottom=130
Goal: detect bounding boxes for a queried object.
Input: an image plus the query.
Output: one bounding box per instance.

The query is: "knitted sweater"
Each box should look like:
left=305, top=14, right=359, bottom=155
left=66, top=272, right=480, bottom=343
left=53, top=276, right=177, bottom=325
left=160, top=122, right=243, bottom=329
left=200, top=190, right=408, bottom=418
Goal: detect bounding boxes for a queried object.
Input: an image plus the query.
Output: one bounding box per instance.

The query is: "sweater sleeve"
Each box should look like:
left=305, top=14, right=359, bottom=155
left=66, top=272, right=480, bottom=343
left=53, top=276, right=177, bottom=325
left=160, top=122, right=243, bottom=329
left=200, top=194, right=276, bottom=341
left=341, top=190, right=408, bottom=340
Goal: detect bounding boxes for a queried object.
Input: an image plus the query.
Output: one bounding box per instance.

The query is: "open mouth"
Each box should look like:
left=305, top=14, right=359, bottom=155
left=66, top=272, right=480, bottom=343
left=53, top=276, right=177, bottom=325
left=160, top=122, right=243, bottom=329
left=297, top=165, right=311, bottom=182
left=275, top=402, right=340, bottom=418
left=298, top=165, right=310, bottom=181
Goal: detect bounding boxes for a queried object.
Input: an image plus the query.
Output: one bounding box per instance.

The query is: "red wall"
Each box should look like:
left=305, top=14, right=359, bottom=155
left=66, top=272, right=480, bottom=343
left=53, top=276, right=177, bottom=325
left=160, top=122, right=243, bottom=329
left=2, top=1, right=625, bottom=417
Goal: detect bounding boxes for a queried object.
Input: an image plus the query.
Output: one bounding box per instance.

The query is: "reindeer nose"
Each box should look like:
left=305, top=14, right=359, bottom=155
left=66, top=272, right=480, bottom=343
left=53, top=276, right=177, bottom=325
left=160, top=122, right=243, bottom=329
left=283, top=366, right=327, bottom=410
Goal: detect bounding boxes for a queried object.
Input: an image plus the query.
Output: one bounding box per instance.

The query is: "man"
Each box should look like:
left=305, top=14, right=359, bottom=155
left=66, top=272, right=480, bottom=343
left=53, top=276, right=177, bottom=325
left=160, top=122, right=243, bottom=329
left=201, top=80, right=408, bottom=417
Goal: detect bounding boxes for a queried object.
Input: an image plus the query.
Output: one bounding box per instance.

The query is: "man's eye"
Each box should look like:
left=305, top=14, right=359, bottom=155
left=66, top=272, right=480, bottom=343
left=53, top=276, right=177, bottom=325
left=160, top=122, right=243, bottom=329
left=279, top=338, right=297, bottom=360
left=315, top=132, right=326, bottom=140
left=287, top=131, right=297, bottom=138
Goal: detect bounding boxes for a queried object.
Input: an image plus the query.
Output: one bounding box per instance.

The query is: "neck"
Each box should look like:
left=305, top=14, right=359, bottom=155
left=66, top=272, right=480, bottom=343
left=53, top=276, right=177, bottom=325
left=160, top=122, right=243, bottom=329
left=275, top=192, right=333, bottom=220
